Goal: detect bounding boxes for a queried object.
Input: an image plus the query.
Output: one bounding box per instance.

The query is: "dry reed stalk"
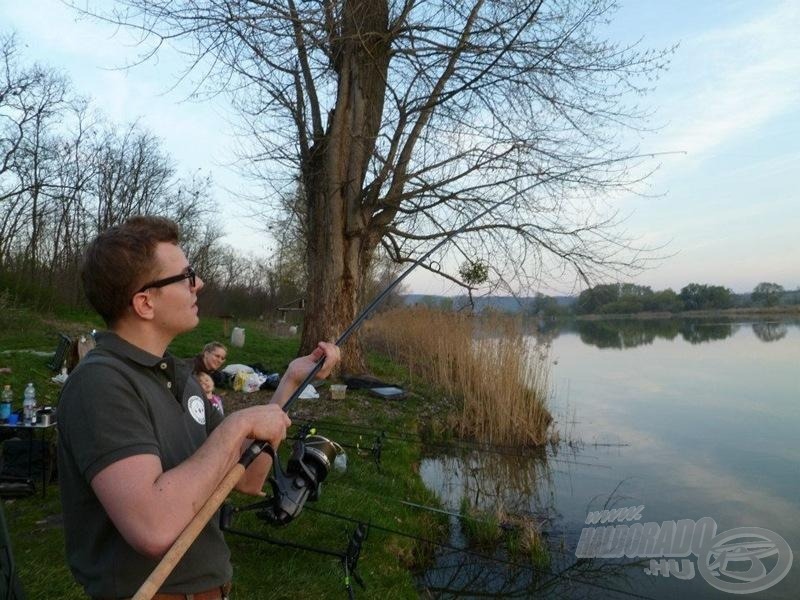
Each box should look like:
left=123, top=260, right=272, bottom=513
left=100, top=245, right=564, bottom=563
left=364, top=307, right=553, bottom=446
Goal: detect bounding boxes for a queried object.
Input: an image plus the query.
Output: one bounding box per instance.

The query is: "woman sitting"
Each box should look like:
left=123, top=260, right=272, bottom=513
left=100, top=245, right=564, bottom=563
left=192, top=341, right=228, bottom=387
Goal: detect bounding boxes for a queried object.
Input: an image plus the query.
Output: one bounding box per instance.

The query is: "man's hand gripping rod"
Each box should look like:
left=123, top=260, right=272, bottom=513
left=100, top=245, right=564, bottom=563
left=132, top=200, right=505, bottom=600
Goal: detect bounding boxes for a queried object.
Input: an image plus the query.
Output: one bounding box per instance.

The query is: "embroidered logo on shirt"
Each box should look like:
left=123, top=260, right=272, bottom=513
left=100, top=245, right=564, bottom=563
left=187, top=395, right=206, bottom=425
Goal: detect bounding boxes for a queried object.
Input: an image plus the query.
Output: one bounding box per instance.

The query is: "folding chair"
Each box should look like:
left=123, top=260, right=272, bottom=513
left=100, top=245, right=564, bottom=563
left=46, top=333, right=71, bottom=372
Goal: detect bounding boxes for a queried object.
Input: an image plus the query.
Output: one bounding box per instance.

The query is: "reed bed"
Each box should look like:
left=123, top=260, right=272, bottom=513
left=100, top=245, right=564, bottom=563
left=364, top=307, right=553, bottom=446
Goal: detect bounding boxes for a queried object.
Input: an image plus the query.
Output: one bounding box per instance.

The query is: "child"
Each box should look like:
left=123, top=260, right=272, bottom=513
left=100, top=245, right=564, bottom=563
left=196, top=371, right=224, bottom=415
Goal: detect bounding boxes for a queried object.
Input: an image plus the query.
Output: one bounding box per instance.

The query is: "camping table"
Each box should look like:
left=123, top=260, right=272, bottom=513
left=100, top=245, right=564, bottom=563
left=0, top=421, right=57, bottom=498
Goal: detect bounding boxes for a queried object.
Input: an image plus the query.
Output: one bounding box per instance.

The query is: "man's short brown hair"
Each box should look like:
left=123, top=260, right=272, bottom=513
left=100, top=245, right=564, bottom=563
left=81, top=216, right=180, bottom=326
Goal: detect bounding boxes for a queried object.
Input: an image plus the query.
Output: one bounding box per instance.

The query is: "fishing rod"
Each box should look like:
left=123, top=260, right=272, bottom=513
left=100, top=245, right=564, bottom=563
left=328, top=480, right=554, bottom=530
left=219, top=504, right=369, bottom=599
left=293, top=423, right=385, bottom=470
left=247, top=199, right=518, bottom=529
left=293, top=418, right=614, bottom=470
left=133, top=150, right=671, bottom=598
left=296, top=417, right=629, bottom=450
left=132, top=198, right=510, bottom=599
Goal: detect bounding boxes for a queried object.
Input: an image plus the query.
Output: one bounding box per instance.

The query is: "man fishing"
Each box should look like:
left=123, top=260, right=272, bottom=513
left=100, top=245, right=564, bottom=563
left=57, top=215, right=340, bottom=599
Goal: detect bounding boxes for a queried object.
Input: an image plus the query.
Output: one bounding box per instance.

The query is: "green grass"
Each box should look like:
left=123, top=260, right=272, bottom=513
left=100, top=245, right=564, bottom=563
left=456, top=498, right=551, bottom=575
left=458, top=497, right=502, bottom=548
left=1, top=307, right=449, bottom=599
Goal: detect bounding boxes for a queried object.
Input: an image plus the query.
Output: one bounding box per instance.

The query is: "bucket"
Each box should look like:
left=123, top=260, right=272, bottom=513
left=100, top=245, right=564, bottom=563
left=230, top=327, right=245, bottom=348
left=330, top=384, right=347, bottom=400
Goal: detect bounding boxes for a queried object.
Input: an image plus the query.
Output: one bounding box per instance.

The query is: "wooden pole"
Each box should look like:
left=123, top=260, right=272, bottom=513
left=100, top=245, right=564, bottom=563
left=132, top=463, right=246, bottom=600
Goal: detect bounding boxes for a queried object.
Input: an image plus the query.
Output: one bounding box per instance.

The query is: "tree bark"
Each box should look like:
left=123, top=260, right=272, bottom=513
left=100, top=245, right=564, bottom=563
left=300, top=0, right=390, bottom=374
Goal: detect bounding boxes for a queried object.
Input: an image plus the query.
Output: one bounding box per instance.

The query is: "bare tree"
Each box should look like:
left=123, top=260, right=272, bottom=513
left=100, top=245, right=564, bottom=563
left=73, top=0, right=672, bottom=371
left=41, top=100, right=99, bottom=296
left=0, top=33, right=75, bottom=303
left=91, top=123, right=174, bottom=229
left=1, top=33, right=232, bottom=306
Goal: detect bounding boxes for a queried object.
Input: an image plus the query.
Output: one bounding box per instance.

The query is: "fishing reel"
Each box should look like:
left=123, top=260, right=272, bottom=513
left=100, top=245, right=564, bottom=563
left=258, top=434, right=344, bottom=525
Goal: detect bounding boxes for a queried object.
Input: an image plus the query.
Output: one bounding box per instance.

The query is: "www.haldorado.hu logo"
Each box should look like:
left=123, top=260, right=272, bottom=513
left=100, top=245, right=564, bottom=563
left=574, top=506, right=793, bottom=594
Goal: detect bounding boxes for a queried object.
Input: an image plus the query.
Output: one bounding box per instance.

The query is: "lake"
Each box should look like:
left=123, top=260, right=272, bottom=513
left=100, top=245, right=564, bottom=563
left=418, top=317, right=800, bottom=598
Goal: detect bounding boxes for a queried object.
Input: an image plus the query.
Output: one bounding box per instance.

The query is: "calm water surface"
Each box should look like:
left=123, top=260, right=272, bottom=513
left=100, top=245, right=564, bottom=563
left=418, top=318, right=800, bottom=599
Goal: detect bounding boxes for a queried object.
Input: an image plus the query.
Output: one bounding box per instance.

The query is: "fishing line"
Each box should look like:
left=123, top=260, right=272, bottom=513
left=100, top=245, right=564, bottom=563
left=292, top=419, right=612, bottom=469
left=304, top=504, right=567, bottom=564
left=293, top=417, right=605, bottom=457
left=296, top=416, right=539, bottom=449
left=328, top=480, right=554, bottom=530
left=322, top=477, right=609, bottom=564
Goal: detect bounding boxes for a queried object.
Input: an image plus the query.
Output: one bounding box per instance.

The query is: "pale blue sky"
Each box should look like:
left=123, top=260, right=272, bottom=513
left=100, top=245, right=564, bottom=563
left=2, top=1, right=797, bottom=295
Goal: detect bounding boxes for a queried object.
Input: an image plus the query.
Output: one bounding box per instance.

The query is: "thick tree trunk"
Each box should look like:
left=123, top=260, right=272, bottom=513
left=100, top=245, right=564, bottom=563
left=299, top=0, right=389, bottom=374
left=300, top=203, right=369, bottom=374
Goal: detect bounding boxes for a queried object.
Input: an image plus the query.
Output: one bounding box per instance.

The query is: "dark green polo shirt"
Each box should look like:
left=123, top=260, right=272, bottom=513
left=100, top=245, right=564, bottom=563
left=57, top=332, right=230, bottom=598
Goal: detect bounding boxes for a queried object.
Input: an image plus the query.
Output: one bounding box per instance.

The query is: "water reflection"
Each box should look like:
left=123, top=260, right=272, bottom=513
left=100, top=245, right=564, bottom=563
left=752, top=321, right=788, bottom=342
left=419, top=447, right=553, bottom=515
left=417, top=448, right=648, bottom=598
left=677, top=321, right=736, bottom=345
left=418, top=316, right=799, bottom=598
left=534, top=317, right=800, bottom=349
left=421, top=546, right=648, bottom=599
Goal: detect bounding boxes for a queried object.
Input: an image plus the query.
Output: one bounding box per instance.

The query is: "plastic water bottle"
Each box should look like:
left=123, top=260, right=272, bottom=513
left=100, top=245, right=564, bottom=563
left=23, top=382, right=37, bottom=426
left=0, top=385, right=12, bottom=422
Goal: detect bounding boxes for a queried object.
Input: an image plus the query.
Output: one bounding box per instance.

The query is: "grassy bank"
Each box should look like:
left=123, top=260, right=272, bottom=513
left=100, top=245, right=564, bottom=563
left=1, top=309, right=451, bottom=599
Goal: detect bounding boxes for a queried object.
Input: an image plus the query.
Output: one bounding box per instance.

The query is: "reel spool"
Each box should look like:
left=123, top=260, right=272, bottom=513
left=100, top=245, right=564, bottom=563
left=258, top=434, right=343, bottom=525
left=301, top=434, right=343, bottom=480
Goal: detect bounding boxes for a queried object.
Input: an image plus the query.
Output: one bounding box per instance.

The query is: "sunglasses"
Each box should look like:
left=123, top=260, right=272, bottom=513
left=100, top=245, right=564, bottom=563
left=135, top=266, right=197, bottom=294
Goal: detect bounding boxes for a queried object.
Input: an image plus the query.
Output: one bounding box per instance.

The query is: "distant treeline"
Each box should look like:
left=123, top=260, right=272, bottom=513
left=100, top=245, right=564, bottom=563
left=407, top=282, right=799, bottom=317
left=570, top=282, right=797, bottom=316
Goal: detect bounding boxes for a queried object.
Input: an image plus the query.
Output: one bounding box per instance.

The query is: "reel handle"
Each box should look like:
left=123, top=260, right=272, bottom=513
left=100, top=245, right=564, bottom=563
left=261, top=442, right=314, bottom=525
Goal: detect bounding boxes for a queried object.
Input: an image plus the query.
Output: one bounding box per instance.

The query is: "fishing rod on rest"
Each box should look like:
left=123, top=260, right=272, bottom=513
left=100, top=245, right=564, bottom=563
left=302, top=505, right=657, bottom=600
left=131, top=197, right=509, bottom=600
left=292, top=418, right=614, bottom=470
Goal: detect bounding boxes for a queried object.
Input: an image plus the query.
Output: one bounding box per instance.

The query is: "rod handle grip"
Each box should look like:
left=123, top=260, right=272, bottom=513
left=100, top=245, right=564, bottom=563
left=132, top=463, right=246, bottom=600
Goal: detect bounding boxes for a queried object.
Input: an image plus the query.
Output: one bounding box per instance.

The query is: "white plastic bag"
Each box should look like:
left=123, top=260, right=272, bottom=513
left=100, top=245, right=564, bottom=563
left=243, top=372, right=267, bottom=393
left=298, top=384, right=319, bottom=399
left=222, top=364, right=254, bottom=376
